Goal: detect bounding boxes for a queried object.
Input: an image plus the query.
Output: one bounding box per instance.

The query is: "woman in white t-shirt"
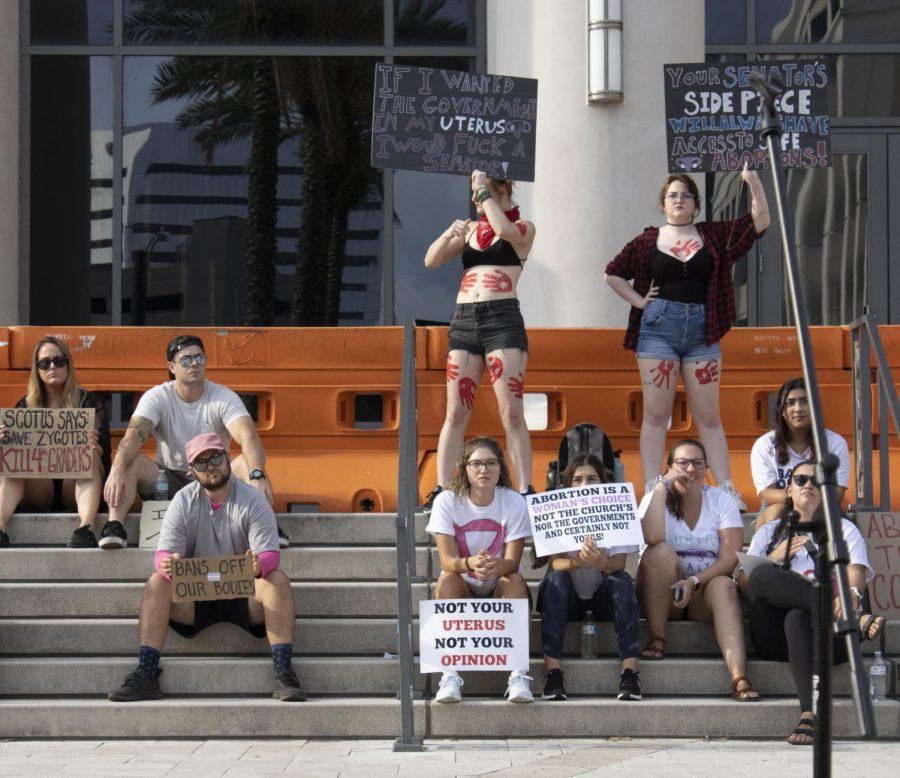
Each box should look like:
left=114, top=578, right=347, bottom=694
left=750, top=377, right=849, bottom=531
left=425, top=436, right=533, bottom=704
left=637, top=439, right=759, bottom=701
left=744, top=459, right=883, bottom=745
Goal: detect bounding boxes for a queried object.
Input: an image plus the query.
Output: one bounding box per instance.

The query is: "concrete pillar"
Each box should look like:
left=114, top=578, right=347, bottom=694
left=0, top=1, right=19, bottom=325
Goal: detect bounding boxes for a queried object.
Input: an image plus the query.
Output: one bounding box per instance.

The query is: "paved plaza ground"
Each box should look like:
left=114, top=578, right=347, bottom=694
left=0, top=737, right=896, bottom=777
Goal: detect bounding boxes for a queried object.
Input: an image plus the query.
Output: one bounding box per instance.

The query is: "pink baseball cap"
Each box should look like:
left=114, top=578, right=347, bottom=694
left=185, top=432, right=226, bottom=465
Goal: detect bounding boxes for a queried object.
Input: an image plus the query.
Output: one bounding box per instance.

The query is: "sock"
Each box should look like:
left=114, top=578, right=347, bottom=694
left=138, top=645, right=161, bottom=676
left=271, top=643, right=293, bottom=674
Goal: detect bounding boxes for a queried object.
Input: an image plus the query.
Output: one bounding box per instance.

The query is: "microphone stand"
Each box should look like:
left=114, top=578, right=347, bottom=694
left=749, top=68, right=876, bottom=777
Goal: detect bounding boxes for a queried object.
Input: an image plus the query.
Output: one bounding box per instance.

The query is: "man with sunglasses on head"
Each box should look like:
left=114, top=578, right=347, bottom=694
left=109, top=432, right=305, bottom=702
left=100, top=334, right=288, bottom=549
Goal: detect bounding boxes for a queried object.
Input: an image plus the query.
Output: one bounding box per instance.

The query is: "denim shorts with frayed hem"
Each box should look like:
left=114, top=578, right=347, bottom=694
left=448, top=298, right=529, bottom=356
left=635, top=298, right=722, bottom=363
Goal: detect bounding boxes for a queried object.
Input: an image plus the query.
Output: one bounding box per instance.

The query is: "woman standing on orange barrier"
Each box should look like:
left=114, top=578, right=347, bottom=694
left=423, top=169, right=536, bottom=507
left=604, top=167, right=769, bottom=507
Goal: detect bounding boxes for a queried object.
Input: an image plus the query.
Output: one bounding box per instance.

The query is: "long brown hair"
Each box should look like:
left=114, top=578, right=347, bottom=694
left=26, top=337, right=83, bottom=409
left=773, top=377, right=811, bottom=466
left=446, top=437, right=514, bottom=498
left=666, top=438, right=708, bottom=521
left=765, top=459, right=818, bottom=554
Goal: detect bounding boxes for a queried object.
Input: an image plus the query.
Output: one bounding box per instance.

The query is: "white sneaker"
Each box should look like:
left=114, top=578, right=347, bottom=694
left=435, top=671, right=463, bottom=703
left=505, top=670, right=534, bottom=703
left=717, top=480, right=748, bottom=512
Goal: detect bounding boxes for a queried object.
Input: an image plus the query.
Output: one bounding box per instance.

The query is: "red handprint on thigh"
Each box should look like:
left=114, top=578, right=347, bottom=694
left=459, top=271, right=478, bottom=292
left=648, top=360, right=677, bottom=390
left=694, top=360, right=720, bottom=385
left=482, top=270, right=512, bottom=293
left=508, top=372, right=525, bottom=399
left=487, top=355, right=504, bottom=384
left=446, top=356, right=459, bottom=383
left=458, top=377, right=477, bottom=410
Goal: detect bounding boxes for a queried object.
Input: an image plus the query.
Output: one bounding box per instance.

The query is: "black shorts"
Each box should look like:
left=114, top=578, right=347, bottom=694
left=448, top=299, right=529, bottom=356
left=169, top=597, right=267, bottom=639
left=139, top=467, right=193, bottom=501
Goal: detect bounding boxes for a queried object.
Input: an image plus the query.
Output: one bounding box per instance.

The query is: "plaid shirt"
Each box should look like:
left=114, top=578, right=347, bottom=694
left=604, top=214, right=763, bottom=351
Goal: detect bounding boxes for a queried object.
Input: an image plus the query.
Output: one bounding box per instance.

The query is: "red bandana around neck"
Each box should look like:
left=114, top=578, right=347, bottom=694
left=475, top=207, right=522, bottom=249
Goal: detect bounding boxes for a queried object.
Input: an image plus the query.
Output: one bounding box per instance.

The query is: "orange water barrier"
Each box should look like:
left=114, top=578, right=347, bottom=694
left=0, top=325, right=897, bottom=512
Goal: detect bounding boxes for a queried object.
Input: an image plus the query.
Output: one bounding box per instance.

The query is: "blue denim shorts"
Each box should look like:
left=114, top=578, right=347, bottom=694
left=635, top=299, right=722, bottom=363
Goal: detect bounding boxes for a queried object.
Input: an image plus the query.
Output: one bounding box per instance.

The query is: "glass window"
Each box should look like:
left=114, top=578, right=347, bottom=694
left=705, top=0, right=746, bottom=45
left=395, top=0, right=475, bottom=45
left=756, top=0, right=900, bottom=44
left=123, top=0, right=383, bottom=45
left=31, top=0, right=113, bottom=45
left=30, top=56, right=113, bottom=325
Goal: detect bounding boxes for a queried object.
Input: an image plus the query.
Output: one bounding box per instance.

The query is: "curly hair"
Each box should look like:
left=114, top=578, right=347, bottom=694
left=773, top=377, right=811, bottom=466
left=665, top=438, right=708, bottom=521
left=445, top=436, right=514, bottom=498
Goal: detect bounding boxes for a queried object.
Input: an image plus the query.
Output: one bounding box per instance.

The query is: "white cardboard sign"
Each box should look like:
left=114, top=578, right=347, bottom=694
left=418, top=598, right=529, bottom=674
left=526, top=483, right=643, bottom=558
left=139, top=500, right=169, bottom=548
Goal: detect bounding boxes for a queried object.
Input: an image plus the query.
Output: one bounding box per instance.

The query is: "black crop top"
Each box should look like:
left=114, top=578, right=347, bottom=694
left=461, top=238, right=524, bottom=270
left=650, top=247, right=712, bottom=304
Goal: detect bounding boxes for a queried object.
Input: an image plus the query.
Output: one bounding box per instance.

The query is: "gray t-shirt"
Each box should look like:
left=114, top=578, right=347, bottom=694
left=132, top=379, right=250, bottom=473
left=157, top=478, right=279, bottom=556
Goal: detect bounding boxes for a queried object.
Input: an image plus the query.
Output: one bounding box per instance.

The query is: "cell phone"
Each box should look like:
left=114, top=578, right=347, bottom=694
left=673, top=584, right=684, bottom=603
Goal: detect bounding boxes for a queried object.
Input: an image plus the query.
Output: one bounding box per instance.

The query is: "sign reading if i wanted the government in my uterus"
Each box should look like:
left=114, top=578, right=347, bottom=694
left=526, top=483, right=644, bottom=559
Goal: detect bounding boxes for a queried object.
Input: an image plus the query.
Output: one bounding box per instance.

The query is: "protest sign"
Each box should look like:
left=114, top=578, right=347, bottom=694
left=371, top=63, right=538, bottom=181
left=170, top=555, right=256, bottom=603
left=139, top=500, right=169, bottom=549
left=0, top=407, right=95, bottom=478
left=663, top=60, right=830, bottom=173
left=419, top=598, right=529, bottom=674
left=526, top=483, right=643, bottom=559
left=857, top=512, right=900, bottom=619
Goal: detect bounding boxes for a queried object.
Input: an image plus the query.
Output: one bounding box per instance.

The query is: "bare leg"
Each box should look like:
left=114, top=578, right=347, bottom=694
left=436, top=351, right=484, bottom=486
left=494, top=572, right=529, bottom=599
left=637, top=358, right=680, bottom=486
left=487, top=348, right=531, bottom=490
left=0, top=478, right=53, bottom=533
left=63, top=451, right=104, bottom=531
left=138, top=572, right=190, bottom=651
left=754, top=502, right=783, bottom=531
left=636, top=542, right=682, bottom=643
left=247, top=570, right=296, bottom=645
left=683, top=359, right=731, bottom=484
left=434, top=571, right=474, bottom=599
left=107, top=454, right=158, bottom=525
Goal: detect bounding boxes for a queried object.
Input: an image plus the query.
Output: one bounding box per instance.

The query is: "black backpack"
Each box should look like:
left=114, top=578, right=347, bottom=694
left=546, top=422, right=620, bottom=490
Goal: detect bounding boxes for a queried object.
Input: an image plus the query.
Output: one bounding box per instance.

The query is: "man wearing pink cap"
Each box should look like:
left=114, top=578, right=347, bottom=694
left=108, top=432, right=304, bottom=702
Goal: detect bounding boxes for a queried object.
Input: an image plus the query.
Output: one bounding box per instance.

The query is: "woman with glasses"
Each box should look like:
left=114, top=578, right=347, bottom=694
left=604, top=167, right=770, bottom=509
left=425, top=436, right=534, bottom=704
left=744, top=460, right=882, bottom=745
left=750, top=377, right=849, bottom=531
left=637, top=439, right=759, bottom=701
left=0, top=336, right=109, bottom=548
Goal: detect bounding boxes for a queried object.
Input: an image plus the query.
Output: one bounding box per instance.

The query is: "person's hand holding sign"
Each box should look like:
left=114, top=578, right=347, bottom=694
left=245, top=549, right=261, bottom=578
left=159, top=552, right=182, bottom=579
left=0, top=423, right=7, bottom=445
left=578, top=536, right=607, bottom=569
left=471, top=169, right=488, bottom=189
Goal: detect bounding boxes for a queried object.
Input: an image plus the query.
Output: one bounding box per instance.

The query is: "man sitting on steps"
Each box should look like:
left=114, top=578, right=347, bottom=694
left=108, top=432, right=305, bottom=702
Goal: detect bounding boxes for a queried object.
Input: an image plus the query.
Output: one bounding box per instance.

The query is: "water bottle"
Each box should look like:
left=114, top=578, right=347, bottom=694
left=869, top=651, right=887, bottom=702
left=581, top=610, right=598, bottom=659
left=613, top=456, right=625, bottom=484
left=154, top=468, right=168, bottom=501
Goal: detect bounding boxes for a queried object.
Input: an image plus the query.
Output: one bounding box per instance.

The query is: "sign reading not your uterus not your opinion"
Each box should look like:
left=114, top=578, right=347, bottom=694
left=370, top=63, right=538, bottom=181
left=0, top=407, right=95, bottom=478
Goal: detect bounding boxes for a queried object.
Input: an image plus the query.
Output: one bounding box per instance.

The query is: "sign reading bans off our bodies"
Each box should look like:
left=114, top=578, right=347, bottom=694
left=170, top=555, right=255, bottom=603
left=419, top=598, right=529, bottom=674
left=526, top=483, right=644, bottom=559
left=664, top=60, right=830, bottom=173
left=0, top=407, right=95, bottom=479
left=371, top=63, right=538, bottom=181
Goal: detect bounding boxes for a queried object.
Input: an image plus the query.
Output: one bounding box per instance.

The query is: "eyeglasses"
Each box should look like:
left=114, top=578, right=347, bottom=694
left=665, top=192, right=695, bottom=201
left=175, top=353, right=208, bottom=368
left=466, top=459, right=500, bottom=471
left=36, top=357, right=69, bottom=370
left=791, top=473, right=816, bottom=487
left=673, top=458, right=706, bottom=469
left=191, top=451, right=225, bottom=471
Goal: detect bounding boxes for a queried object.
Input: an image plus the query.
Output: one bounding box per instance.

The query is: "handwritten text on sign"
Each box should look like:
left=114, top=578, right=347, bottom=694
left=139, top=500, right=169, bottom=549
left=371, top=63, right=538, bottom=181
left=664, top=60, right=830, bottom=173
left=170, top=555, right=255, bottom=603
left=527, top=483, right=643, bottom=558
left=419, top=598, right=529, bottom=674
left=858, top=512, right=900, bottom=620
left=0, top=407, right=95, bottom=478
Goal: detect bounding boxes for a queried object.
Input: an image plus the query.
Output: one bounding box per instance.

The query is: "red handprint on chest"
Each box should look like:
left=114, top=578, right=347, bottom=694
left=458, top=377, right=477, bottom=410
left=486, top=355, right=504, bottom=384
left=694, top=360, right=720, bottom=385
left=459, top=271, right=478, bottom=292
left=670, top=239, right=701, bottom=259
left=482, top=270, right=513, bottom=293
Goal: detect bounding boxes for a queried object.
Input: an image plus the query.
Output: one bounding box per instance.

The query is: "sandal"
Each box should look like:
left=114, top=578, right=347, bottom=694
left=639, top=635, right=666, bottom=661
left=859, top=613, right=886, bottom=642
left=730, top=675, right=760, bottom=702
left=787, top=716, right=815, bottom=746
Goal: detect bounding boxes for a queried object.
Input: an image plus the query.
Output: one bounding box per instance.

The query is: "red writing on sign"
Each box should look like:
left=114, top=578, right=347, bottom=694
left=859, top=512, right=900, bottom=617
left=441, top=619, right=506, bottom=631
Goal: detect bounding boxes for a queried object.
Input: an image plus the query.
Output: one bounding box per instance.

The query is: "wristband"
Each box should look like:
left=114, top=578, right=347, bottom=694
left=474, top=187, right=492, bottom=204
left=463, top=556, right=473, bottom=573
left=654, top=475, right=671, bottom=492
left=689, top=575, right=701, bottom=590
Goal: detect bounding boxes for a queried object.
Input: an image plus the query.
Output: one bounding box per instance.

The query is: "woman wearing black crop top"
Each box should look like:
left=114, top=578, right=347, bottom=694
left=604, top=167, right=769, bottom=508
left=423, top=170, right=536, bottom=505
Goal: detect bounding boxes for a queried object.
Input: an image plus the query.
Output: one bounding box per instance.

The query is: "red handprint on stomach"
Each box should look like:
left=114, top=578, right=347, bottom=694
left=694, top=360, right=720, bottom=385
left=670, top=239, right=701, bottom=259
left=459, top=271, right=478, bottom=292
left=487, top=355, right=504, bottom=384
left=508, top=372, right=525, bottom=399
left=446, top=356, right=459, bottom=383
left=458, top=377, right=477, bottom=410
left=648, top=360, right=677, bottom=390
left=482, top=270, right=513, bottom=293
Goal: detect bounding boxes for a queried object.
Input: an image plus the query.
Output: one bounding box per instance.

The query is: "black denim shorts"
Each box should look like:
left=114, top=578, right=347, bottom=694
left=448, top=298, right=529, bottom=356
left=169, top=597, right=267, bottom=640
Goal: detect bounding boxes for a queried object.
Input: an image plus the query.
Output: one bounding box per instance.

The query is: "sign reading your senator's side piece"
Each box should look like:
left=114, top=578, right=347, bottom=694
left=526, top=483, right=643, bottom=559
left=170, top=555, right=255, bottom=603
left=371, top=63, right=538, bottom=181
left=664, top=60, right=830, bottom=173
left=0, top=407, right=95, bottom=479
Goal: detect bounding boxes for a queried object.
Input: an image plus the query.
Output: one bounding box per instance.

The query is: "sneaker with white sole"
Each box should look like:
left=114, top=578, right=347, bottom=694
left=505, top=670, right=534, bottom=703
left=98, top=520, right=128, bottom=549
left=435, top=671, right=463, bottom=703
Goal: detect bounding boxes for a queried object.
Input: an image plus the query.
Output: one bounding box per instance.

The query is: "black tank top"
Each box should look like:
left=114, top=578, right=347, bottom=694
left=650, top=247, right=712, bottom=304
left=461, top=238, right=524, bottom=270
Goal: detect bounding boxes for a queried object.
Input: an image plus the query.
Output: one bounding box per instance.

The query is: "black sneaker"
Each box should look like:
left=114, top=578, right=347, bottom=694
left=542, top=668, right=567, bottom=701
left=108, top=667, right=162, bottom=702
left=273, top=669, right=307, bottom=702
left=98, top=520, right=128, bottom=550
left=277, top=525, right=290, bottom=549
left=617, top=668, right=642, bottom=701
left=67, top=525, right=98, bottom=548
left=520, top=485, right=537, bottom=497
left=422, top=485, right=443, bottom=515
left=0, top=529, right=9, bottom=548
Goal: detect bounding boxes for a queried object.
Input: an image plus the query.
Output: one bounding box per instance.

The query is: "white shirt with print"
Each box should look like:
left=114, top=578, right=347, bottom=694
left=563, top=544, right=639, bottom=600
